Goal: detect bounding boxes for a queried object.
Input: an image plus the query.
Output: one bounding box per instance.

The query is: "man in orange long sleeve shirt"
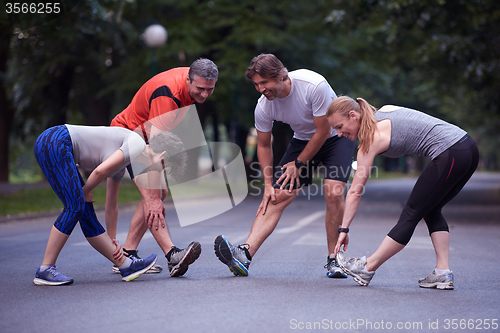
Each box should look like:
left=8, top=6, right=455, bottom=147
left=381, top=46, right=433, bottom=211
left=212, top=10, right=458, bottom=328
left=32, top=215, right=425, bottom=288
left=109, top=58, right=218, bottom=277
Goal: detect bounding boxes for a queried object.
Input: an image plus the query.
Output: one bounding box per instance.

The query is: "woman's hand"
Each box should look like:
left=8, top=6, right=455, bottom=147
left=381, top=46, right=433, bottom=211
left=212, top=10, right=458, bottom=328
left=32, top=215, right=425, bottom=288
left=84, top=189, right=94, bottom=203
left=334, top=232, right=349, bottom=256
left=112, top=239, right=124, bottom=260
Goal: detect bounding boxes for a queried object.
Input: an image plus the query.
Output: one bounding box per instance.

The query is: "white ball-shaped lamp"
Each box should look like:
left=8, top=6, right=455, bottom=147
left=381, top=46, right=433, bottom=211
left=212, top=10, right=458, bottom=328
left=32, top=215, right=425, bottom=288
left=142, top=24, right=168, bottom=48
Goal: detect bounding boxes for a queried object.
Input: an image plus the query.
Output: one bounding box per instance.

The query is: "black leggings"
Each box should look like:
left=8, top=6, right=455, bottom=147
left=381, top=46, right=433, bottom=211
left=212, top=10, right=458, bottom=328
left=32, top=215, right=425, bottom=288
left=387, top=135, right=479, bottom=245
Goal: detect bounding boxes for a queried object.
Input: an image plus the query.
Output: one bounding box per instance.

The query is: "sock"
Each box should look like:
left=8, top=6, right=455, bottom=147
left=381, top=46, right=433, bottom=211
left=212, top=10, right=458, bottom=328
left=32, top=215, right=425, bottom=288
left=119, top=257, right=133, bottom=270
left=435, top=268, right=450, bottom=275
left=39, top=265, right=51, bottom=271
left=123, top=249, right=138, bottom=258
left=166, top=246, right=177, bottom=261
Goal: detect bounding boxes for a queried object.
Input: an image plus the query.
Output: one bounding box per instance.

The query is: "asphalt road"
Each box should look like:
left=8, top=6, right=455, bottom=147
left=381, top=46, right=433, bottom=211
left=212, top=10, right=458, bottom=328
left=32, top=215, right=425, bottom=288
left=1, top=173, right=499, bottom=333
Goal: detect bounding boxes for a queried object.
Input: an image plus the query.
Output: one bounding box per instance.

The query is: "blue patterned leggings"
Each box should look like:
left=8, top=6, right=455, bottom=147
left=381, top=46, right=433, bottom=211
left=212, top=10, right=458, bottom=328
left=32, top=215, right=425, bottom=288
left=34, top=125, right=105, bottom=237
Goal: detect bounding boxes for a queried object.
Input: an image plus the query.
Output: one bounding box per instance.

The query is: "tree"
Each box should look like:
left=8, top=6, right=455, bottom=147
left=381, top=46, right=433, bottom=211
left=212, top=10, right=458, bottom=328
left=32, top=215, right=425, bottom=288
left=3, top=0, right=499, bottom=183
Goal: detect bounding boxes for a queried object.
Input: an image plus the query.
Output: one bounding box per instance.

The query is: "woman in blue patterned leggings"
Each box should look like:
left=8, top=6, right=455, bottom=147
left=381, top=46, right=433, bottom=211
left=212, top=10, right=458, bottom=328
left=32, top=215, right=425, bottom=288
left=33, top=125, right=159, bottom=285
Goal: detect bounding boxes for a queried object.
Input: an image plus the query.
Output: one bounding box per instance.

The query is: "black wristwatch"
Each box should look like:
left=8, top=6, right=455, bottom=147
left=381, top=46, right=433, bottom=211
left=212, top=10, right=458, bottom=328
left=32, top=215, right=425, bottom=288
left=295, top=158, right=306, bottom=170
left=338, top=226, right=349, bottom=234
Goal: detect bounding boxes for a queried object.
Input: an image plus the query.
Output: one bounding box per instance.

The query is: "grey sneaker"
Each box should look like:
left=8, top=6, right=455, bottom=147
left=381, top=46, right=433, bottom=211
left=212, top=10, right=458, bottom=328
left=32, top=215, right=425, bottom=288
left=166, top=241, right=202, bottom=277
left=112, top=249, right=163, bottom=274
left=336, top=251, right=375, bottom=286
left=214, top=235, right=251, bottom=276
left=418, top=269, right=454, bottom=290
left=325, top=253, right=347, bottom=278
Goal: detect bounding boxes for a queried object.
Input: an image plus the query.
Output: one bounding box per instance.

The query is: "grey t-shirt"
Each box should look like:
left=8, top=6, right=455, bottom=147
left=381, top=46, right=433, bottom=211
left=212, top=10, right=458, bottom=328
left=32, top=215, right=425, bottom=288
left=254, top=69, right=337, bottom=140
left=65, top=125, right=145, bottom=182
left=375, top=106, right=467, bottom=160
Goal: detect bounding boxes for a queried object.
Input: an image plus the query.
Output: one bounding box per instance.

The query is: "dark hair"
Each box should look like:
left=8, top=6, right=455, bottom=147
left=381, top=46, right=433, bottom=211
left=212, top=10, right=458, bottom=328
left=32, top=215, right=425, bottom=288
left=245, top=53, right=288, bottom=81
left=188, top=58, right=218, bottom=82
left=149, top=132, right=187, bottom=180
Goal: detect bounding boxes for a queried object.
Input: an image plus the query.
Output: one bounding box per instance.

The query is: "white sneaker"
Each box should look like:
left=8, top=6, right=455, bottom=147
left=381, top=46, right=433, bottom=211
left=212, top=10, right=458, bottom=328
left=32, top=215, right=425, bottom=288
left=418, top=269, right=454, bottom=290
left=336, top=251, right=375, bottom=286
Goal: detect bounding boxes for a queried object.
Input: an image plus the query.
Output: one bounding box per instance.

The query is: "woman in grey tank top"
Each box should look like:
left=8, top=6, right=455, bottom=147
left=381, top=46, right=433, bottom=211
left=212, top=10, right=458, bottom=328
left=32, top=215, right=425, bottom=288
left=32, top=126, right=181, bottom=285
left=325, top=96, right=478, bottom=289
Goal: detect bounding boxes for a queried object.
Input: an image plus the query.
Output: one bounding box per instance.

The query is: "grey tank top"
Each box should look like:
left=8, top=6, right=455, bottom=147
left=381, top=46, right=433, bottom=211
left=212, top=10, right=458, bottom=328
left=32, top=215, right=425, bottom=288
left=374, top=106, right=466, bottom=160
left=65, top=125, right=146, bottom=182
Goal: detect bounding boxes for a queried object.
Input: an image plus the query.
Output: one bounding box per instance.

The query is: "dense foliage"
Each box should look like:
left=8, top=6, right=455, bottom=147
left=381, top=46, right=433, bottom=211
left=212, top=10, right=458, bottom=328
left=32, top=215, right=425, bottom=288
left=1, top=0, right=499, bottom=182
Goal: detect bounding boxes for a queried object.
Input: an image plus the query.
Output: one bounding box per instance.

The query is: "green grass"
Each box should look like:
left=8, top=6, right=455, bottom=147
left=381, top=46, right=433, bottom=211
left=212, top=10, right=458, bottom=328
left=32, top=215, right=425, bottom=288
left=0, top=171, right=417, bottom=217
left=0, top=181, right=142, bottom=217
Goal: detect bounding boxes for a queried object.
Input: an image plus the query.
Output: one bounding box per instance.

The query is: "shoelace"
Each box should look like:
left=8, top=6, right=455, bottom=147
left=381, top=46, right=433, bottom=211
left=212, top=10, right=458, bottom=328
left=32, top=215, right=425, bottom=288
left=324, top=257, right=339, bottom=269
left=237, top=244, right=250, bottom=251
left=346, top=257, right=365, bottom=269
left=46, top=266, right=59, bottom=277
left=235, top=244, right=251, bottom=263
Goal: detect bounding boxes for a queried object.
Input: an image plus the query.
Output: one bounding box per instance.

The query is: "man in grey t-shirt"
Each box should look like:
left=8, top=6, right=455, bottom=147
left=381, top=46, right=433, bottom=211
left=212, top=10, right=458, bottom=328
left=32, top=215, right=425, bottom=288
left=214, top=54, right=355, bottom=277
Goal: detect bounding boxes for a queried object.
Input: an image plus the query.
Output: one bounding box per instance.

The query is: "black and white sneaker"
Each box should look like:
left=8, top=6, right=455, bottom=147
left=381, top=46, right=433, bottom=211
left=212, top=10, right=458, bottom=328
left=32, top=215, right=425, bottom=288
left=325, top=253, right=347, bottom=278
left=166, top=241, right=202, bottom=277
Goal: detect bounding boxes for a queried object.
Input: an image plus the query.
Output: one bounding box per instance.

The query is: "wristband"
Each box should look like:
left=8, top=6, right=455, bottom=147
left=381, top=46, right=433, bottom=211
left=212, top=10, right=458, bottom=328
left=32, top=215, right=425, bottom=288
left=295, top=158, right=306, bottom=170
left=338, top=226, right=349, bottom=234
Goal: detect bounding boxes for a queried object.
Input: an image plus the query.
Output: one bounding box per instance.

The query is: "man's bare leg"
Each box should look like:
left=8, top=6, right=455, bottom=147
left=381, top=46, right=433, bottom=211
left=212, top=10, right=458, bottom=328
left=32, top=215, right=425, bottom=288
left=122, top=200, right=149, bottom=252
left=123, top=186, right=168, bottom=253
left=148, top=221, right=175, bottom=254
left=245, top=189, right=298, bottom=257
left=324, top=179, right=346, bottom=255
left=323, top=179, right=348, bottom=277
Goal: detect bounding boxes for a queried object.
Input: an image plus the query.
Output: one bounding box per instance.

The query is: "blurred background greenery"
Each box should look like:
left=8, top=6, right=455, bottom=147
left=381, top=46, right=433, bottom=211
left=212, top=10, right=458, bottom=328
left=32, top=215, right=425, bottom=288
left=1, top=0, right=499, bottom=188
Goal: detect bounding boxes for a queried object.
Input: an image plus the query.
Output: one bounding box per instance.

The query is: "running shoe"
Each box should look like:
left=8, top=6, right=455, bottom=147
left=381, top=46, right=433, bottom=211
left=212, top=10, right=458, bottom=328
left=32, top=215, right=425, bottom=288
left=214, top=235, right=251, bottom=276
left=120, top=254, right=157, bottom=281
left=112, top=249, right=163, bottom=274
left=336, top=251, right=375, bottom=286
left=418, top=269, right=454, bottom=290
left=325, top=253, right=347, bottom=278
left=167, top=241, right=202, bottom=277
left=33, top=265, right=74, bottom=286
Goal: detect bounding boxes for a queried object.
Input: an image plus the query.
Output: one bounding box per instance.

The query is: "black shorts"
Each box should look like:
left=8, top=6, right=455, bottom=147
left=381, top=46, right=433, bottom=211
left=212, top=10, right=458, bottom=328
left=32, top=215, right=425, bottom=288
left=273, top=136, right=355, bottom=190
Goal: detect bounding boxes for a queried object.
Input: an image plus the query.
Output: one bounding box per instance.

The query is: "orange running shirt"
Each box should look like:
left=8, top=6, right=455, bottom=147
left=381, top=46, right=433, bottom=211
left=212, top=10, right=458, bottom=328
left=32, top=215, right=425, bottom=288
left=111, top=67, right=194, bottom=139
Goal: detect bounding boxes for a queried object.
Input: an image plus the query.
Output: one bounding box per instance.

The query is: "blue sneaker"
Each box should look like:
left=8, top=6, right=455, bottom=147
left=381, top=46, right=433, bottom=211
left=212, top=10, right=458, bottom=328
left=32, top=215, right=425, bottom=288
left=120, top=254, right=157, bottom=282
left=214, top=235, right=251, bottom=276
left=33, top=265, right=74, bottom=286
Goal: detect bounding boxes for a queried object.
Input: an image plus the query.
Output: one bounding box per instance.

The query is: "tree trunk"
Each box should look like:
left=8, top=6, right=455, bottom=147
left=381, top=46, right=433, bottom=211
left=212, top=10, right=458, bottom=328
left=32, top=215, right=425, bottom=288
left=0, top=20, right=13, bottom=182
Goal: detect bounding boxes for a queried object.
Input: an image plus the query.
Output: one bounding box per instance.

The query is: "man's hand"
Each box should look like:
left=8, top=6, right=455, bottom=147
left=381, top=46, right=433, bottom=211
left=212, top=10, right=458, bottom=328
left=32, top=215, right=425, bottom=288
left=256, top=184, right=278, bottom=216
left=142, top=198, right=166, bottom=231
left=276, top=161, right=301, bottom=192
left=334, top=232, right=349, bottom=256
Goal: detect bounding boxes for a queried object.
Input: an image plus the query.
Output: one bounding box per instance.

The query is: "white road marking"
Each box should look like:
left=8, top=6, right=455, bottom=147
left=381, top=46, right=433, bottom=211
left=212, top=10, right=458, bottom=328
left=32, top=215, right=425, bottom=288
left=276, top=211, right=325, bottom=234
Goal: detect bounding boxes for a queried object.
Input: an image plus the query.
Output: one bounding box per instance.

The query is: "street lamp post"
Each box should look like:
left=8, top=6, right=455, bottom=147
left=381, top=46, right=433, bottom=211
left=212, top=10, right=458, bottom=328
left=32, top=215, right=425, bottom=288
left=142, top=24, right=168, bottom=76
